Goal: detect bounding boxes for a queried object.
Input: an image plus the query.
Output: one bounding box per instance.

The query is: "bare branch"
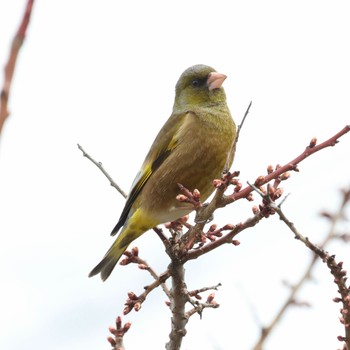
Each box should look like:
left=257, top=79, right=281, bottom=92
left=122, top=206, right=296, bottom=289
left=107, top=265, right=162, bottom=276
left=0, top=0, right=35, bottom=135
left=188, top=283, right=222, bottom=298
left=121, top=248, right=171, bottom=314
left=186, top=292, right=220, bottom=319
left=224, top=101, right=252, bottom=172
left=186, top=212, right=259, bottom=261
left=165, top=260, right=188, bottom=350
left=77, top=143, right=128, bottom=198
left=234, top=101, right=252, bottom=146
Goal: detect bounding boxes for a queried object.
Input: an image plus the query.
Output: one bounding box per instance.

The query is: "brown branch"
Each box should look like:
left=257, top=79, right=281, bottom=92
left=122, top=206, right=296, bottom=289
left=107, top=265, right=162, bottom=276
left=252, top=256, right=319, bottom=350
left=165, top=260, right=188, bottom=350
left=0, top=0, right=35, bottom=135
left=186, top=213, right=260, bottom=261
left=250, top=187, right=350, bottom=350
left=112, top=247, right=171, bottom=314
left=225, top=125, right=350, bottom=205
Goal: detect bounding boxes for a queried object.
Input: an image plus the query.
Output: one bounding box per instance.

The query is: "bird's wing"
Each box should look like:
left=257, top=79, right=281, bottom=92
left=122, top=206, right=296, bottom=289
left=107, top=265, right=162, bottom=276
left=110, top=112, right=189, bottom=236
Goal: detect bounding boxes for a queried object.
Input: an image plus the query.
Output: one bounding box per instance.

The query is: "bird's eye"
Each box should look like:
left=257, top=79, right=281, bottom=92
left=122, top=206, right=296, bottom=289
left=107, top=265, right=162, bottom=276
left=191, top=79, right=201, bottom=87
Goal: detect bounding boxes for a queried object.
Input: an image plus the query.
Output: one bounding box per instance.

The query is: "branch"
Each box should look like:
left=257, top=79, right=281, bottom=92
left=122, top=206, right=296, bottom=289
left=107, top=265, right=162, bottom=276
left=121, top=247, right=171, bottom=314
left=77, top=143, right=127, bottom=198
left=186, top=213, right=260, bottom=261
left=0, top=0, right=35, bottom=135
left=225, top=125, right=350, bottom=205
left=251, top=187, right=350, bottom=350
left=224, top=101, right=252, bottom=172
left=275, top=206, right=350, bottom=350
left=165, top=260, right=188, bottom=350
left=186, top=287, right=221, bottom=319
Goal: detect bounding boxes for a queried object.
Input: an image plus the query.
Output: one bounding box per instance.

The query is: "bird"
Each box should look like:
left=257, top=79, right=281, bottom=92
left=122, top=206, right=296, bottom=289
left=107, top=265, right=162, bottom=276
left=89, top=64, right=236, bottom=281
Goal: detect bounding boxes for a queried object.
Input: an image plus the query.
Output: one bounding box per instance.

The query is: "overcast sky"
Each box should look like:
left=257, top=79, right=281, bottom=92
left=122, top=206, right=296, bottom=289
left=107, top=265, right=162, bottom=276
left=1, top=1, right=350, bottom=349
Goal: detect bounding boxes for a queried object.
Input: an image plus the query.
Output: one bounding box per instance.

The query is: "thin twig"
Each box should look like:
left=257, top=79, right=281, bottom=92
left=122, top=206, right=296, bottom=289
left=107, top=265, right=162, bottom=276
left=121, top=250, right=172, bottom=313
left=235, top=100, right=252, bottom=145
left=224, top=101, right=252, bottom=173
left=123, top=271, right=171, bottom=315
left=186, top=213, right=261, bottom=261
left=188, top=283, right=222, bottom=297
left=0, top=0, right=35, bottom=135
left=185, top=299, right=220, bottom=319
left=77, top=143, right=127, bottom=198
left=186, top=284, right=221, bottom=318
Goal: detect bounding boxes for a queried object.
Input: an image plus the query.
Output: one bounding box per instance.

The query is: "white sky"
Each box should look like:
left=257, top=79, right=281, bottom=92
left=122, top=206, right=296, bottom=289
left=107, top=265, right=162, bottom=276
left=0, top=1, right=350, bottom=349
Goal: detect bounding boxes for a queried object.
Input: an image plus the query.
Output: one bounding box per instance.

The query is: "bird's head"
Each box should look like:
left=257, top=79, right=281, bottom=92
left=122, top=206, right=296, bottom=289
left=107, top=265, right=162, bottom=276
left=173, top=64, right=227, bottom=111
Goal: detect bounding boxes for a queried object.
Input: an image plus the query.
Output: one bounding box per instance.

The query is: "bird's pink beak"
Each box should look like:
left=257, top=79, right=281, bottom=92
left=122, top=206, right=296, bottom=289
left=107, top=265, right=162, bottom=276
left=207, top=72, right=227, bottom=91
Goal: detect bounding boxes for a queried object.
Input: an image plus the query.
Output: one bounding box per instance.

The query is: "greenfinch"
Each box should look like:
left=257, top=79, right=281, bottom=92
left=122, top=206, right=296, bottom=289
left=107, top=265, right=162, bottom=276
left=89, top=64, right=236, bottom=281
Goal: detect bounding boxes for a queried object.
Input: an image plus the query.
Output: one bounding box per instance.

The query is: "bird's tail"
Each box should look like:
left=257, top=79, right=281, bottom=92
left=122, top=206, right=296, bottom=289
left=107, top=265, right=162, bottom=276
left=89, top=208, right=157, bottom=281
left=88, top=227, right=138, bottom=281
left=88, top=243, right=127, bottom=282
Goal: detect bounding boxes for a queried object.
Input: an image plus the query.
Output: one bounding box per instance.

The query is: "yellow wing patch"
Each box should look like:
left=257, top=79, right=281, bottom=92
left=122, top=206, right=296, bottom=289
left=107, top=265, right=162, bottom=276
left=110, top=134, right=179, bottom=236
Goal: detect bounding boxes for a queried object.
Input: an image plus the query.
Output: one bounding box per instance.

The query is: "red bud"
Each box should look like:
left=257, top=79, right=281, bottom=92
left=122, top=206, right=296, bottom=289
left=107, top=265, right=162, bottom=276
left=207, top=293, right=215, bottom=303
left=107, top=336, right=117, bottom=346
left=134, top=302, right=142, bottom=311
left=252, top=206, right=260, bottom=215
left=109, top=326, right=117, bottom=335
left=138, top=264, right=149, bottom=270
left=127, top=291, right=137, bottom=300
left=124, top=322, right=132, bottom=332
left=193, top=189, right=201, bottom=198
left=309, top=137, right=317, bottom=148
left=254, top=176, right=265, bottom=186
left=223, top=223, right=234, bottom=230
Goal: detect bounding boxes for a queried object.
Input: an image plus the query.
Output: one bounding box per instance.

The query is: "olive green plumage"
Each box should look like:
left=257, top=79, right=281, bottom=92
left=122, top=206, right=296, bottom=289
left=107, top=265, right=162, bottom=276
left=89, top=64, right=236, bottom=281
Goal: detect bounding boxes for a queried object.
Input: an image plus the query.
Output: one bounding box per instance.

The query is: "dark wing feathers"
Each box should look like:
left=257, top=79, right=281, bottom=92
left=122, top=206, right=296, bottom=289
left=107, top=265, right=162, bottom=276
left=110, top=113, right=185, bottom=236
